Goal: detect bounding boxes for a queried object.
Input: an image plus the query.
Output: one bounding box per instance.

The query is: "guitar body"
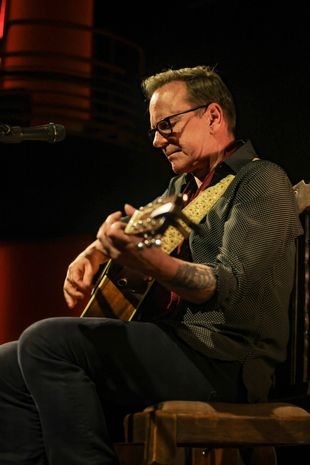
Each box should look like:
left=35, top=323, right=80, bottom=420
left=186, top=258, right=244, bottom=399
left=80, top=259, right=154, bottom=321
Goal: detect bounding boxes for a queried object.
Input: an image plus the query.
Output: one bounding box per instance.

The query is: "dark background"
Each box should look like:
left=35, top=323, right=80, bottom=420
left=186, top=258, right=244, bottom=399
left=0, top=0, right=309, bottom=241
left=0, top=3, right=309, bottom=461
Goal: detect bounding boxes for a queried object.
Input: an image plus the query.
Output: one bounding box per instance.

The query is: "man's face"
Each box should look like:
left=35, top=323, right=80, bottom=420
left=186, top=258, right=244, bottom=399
left=148, top=81, right=213, bottom=177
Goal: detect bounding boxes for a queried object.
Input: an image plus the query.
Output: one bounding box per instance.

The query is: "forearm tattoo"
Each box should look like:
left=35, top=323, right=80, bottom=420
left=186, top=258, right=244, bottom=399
left=171, top=263, right=216, bottom=290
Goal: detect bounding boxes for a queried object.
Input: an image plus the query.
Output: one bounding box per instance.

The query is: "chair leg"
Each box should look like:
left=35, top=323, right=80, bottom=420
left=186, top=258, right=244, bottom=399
left=114, top=443, right=186, bottom=465
left=192, top=447, right=241, bottom=465
left=114, top=443, right=144, bottom=465
left=191, top=447, right=277, bottom=465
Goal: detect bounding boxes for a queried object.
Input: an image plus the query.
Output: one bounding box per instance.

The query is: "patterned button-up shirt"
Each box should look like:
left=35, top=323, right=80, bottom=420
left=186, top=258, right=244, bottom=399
left=151, top=139, right=303, bottom=402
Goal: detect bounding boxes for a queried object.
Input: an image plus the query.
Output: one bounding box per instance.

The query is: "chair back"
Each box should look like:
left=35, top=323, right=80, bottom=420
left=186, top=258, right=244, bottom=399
left=272, top=179, right=310, bottom=403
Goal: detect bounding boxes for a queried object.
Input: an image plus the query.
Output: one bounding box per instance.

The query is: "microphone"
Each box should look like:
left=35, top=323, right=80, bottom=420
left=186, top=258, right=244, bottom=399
left=0, top=122, right=66, bottom=143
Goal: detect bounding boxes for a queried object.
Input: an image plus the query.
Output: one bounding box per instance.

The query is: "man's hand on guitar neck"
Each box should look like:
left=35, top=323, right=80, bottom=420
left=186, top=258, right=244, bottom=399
left=95, top=204, right=165, bottom=270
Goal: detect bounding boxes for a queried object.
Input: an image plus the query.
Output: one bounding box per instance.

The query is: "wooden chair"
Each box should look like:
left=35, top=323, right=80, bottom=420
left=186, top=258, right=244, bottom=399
left=115, top=180, right=310, bottom=465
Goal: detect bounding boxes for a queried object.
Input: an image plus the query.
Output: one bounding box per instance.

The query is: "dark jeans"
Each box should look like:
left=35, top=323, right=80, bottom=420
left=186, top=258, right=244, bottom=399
left=0, top=316, right=242, bottom=465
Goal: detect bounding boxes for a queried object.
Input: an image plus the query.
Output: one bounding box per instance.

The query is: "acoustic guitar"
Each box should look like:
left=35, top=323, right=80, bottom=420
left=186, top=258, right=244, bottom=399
left=80, top=193, right=195, bottom=321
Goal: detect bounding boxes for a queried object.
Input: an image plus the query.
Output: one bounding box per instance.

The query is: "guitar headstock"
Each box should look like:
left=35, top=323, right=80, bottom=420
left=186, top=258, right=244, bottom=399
left=125, top=193, right=187, bottom=238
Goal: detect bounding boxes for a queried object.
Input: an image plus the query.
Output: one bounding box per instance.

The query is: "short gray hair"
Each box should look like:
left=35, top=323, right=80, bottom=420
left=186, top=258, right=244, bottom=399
left=142, top=65, right=236, bottom=134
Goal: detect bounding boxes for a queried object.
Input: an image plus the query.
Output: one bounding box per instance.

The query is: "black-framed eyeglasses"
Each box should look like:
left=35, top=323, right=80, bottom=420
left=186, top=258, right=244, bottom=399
left=148, top=104, right=210, bottom=141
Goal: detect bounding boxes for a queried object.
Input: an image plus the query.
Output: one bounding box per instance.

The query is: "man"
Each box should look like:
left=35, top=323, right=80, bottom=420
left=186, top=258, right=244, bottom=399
left=0, top=65, right=303, bottom=465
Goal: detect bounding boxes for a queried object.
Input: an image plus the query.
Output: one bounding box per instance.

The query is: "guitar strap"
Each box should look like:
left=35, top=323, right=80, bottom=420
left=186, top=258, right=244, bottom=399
left=160, top=173, right=235, bottom=254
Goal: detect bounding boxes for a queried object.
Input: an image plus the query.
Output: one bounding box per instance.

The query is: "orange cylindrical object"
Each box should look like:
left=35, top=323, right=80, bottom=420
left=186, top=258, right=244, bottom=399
left=1, top=0, right=94, bottom=123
